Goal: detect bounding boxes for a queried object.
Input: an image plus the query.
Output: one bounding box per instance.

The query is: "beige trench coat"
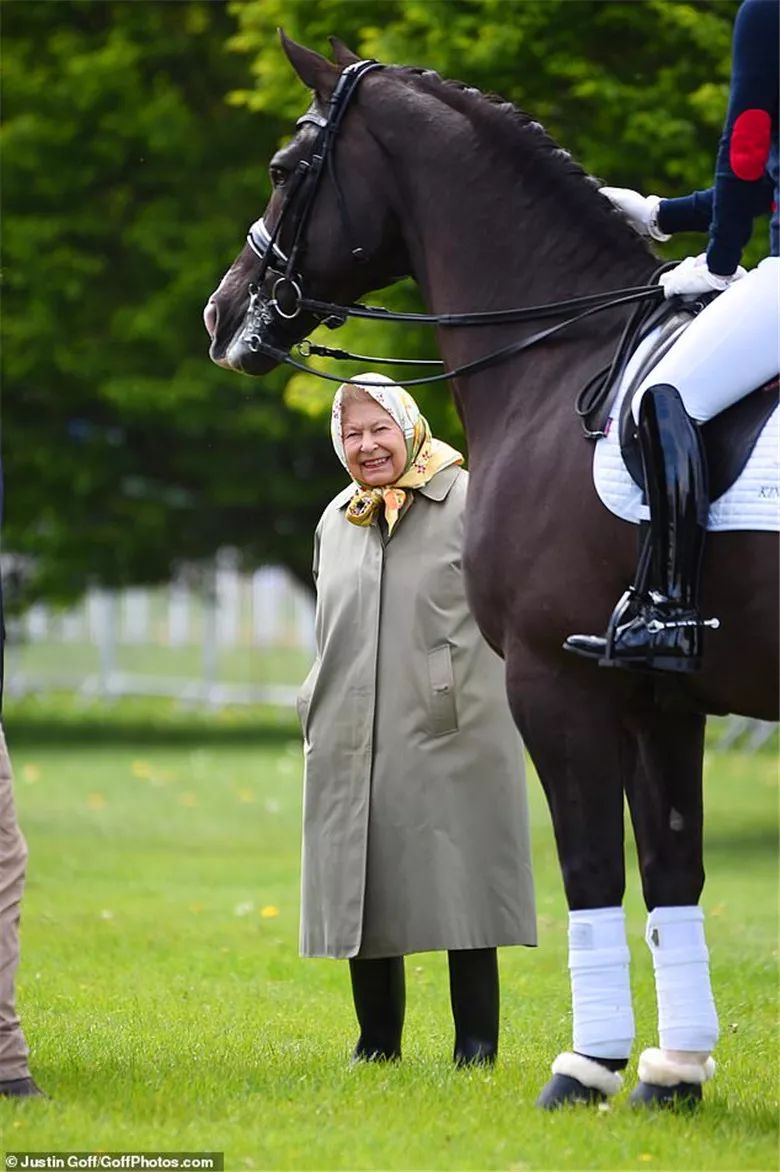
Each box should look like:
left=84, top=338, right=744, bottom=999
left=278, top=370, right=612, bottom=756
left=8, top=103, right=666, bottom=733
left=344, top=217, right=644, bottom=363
left=297, top=465, right=536, bottom=958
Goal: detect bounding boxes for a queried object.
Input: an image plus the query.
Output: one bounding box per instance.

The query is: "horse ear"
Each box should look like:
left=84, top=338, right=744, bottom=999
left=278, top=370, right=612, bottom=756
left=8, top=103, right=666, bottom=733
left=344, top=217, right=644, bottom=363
left=279, top=28, right=340, bottom=98
left=329, top=36, right=361, bottom=67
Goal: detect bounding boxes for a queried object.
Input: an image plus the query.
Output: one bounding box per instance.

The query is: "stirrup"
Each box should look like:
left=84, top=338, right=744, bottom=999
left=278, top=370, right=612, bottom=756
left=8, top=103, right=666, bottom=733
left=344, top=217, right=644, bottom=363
left=599, top=590, right=719, bottom=674
left=601, top=587, right=642, bottom=657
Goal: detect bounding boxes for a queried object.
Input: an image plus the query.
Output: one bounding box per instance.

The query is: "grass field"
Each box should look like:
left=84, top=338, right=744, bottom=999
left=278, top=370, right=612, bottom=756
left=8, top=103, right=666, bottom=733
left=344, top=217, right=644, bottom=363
left=1, top=694, right=777, bottom=1171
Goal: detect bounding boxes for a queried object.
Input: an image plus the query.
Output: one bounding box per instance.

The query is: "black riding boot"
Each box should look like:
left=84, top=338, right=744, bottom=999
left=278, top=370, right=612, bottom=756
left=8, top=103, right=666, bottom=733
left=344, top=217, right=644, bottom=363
left=349, top=956, right=405, bottom=1062
left=564, top=384, right=717, bottom=673
left=448, top=948, right=499, bottom=1066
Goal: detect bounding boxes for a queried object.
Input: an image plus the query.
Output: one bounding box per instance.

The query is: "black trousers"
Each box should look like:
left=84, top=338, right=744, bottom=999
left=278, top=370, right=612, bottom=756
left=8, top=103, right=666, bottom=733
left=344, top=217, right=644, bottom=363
left=349, top=948, right=499, bottom=1063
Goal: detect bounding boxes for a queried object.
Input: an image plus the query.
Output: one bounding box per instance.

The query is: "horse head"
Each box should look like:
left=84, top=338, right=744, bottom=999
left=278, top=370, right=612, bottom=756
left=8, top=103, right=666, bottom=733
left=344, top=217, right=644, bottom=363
left=204, top=33, right=410, bottom=375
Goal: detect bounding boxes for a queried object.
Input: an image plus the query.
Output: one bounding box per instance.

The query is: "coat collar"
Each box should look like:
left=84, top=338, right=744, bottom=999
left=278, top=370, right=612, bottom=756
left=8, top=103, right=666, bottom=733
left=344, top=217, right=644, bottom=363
left=334, top=464, right=463, bottom=510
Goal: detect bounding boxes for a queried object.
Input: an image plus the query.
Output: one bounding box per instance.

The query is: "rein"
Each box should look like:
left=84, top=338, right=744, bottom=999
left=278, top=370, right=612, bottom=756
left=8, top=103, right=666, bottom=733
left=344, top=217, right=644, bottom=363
left=248, top=284, right=667, bottom=392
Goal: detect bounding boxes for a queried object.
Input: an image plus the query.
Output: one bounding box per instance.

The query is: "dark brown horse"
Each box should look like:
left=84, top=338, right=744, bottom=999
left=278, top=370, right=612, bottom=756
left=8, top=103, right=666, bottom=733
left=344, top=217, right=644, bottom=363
left=204, top=36, right=778, bottom=1108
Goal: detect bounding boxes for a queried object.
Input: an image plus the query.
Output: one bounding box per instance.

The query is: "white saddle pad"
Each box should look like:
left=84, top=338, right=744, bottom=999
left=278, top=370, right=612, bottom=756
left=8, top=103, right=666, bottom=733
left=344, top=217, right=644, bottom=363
left=593, top=327, right=780, bottom=533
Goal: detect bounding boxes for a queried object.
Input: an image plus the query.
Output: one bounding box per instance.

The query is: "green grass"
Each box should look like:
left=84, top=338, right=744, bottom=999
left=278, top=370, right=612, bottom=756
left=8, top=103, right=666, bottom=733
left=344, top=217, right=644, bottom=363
left=1, top=694, right=777, bottom=1171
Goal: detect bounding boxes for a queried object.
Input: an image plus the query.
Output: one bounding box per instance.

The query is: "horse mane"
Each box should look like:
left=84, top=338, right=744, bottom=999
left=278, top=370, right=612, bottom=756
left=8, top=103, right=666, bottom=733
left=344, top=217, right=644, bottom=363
left=392, top=65, right=653, bottom=259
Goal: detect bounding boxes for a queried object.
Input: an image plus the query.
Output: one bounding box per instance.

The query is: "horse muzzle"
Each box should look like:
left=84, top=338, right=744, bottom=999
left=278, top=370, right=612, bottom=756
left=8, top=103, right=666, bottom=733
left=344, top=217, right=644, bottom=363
left=206, top=282, right=311, bottom=375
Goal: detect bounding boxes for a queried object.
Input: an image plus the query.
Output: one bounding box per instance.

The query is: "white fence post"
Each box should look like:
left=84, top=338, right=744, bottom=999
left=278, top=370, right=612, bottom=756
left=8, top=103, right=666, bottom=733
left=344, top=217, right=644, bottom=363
left=252, top=566, right=287, bottom=647
left=202, top=573, right=218, bottom=704
left=216, top=549, right=241, bottom=647
left=89, top=588, right=116, bottom=697
left=25, top=604, right=48, bottom=640
left=168, top=579, right=190, bottom=647
left=122, top=589, right=149, bottom=644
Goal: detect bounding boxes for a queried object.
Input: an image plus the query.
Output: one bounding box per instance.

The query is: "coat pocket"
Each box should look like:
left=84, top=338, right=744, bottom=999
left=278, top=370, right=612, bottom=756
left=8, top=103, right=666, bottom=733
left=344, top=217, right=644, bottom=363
left=297, top=659, right=321, bottom=741
left=427, top=644, right=458, bottom=736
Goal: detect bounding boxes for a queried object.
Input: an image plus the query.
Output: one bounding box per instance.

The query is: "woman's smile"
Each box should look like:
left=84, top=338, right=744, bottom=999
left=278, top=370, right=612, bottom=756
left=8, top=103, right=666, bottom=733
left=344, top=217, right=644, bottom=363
left=361, top=454, right=391, bottom=471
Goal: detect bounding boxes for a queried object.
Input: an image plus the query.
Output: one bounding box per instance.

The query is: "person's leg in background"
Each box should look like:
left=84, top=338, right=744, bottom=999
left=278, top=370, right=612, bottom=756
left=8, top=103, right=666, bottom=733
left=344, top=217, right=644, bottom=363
left=0, top=723, right=43, bottom=1097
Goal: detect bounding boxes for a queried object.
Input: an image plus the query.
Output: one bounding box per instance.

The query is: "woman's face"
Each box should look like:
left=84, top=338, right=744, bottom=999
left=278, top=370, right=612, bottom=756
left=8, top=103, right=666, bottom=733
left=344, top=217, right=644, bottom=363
left=341, top=397, right=407, bottom=486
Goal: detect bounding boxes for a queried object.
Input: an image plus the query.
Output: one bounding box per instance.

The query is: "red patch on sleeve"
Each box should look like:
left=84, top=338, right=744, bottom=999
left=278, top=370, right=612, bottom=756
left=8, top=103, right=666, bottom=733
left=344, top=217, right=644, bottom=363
left=730, top=108, right=771, bottom=180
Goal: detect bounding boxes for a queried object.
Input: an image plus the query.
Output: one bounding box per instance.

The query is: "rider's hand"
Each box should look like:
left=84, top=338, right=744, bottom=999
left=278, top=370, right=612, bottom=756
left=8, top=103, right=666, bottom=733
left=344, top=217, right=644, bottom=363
left=659, top=253, right=747, bottom=299
left=599, top=186, right=671, bottom=242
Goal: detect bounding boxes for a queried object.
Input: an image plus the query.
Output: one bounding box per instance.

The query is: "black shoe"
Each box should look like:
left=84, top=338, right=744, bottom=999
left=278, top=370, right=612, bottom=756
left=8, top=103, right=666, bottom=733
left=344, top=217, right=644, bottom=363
left=565, top=590, right=711, bottom=673
left=0, top=1076, right=46, bottom=1098
left=564, top=385, right=717, bottom=675
left=351, top=1041, right=401, bottom=1064
left=454, top=1036, right=497, bottom=1067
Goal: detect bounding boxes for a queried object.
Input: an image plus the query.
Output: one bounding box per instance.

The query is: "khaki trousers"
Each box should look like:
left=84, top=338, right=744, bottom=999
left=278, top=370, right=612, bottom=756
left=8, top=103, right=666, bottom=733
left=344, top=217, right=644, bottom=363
left=0, top=723, right=30, bottom=1080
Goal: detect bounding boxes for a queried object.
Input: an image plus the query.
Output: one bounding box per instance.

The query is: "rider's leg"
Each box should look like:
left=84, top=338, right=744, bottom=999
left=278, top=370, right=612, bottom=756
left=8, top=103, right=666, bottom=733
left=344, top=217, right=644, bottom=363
left=564, top=259, right=779, bottom=672
left=631, top=257, right=780, bottom=425
left=566, top=384, right=710, bottom=671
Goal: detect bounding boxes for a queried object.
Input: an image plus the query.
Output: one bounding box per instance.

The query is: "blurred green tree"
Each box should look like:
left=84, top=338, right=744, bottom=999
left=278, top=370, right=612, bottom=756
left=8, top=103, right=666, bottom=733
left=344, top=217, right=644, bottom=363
left=2, top=0, right=340, bottom=603
left=4, top=0, right=766, bottom=606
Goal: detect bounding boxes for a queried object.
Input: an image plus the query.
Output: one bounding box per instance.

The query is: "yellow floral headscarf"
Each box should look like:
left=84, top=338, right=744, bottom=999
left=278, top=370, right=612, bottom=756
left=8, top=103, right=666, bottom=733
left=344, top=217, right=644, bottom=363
left=331, top=373, right=464, bottom=534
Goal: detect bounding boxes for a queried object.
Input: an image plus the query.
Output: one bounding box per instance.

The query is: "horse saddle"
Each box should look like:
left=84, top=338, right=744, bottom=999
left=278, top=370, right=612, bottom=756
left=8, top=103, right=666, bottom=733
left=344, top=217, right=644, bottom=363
left=615, top=308, right=779, bottom=503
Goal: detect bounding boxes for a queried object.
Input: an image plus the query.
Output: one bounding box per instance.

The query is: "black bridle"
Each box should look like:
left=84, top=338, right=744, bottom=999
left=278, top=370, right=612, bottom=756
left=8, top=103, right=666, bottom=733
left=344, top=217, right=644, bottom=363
left=244, top=56, right=670, bottom=422
left=246, top=58, right=385, bottom=320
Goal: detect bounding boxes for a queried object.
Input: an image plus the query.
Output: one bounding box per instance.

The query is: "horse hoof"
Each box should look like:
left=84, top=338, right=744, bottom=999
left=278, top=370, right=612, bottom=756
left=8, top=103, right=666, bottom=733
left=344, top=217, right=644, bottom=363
left=629, top=1080, right=703, bottom=1110
left=536, top=1073, right=606, bottom=1110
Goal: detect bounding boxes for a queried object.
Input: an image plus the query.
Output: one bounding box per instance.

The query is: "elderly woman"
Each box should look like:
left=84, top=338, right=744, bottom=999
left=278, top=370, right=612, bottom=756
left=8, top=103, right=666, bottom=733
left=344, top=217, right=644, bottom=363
left=297, top=373, right=536, bottom=1065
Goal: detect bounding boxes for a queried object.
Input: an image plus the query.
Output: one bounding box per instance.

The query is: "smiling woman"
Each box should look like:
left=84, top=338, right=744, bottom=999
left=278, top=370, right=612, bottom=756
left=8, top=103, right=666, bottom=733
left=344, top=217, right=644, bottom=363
left=295, top=372, right=536, bottom=1067
left=339, top=392, right=408, bottom=487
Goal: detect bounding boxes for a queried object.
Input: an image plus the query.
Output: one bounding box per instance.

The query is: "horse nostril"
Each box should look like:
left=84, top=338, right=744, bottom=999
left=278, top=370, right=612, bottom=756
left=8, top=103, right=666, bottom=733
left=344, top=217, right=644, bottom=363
left=203, top=300, right=218, bottom=338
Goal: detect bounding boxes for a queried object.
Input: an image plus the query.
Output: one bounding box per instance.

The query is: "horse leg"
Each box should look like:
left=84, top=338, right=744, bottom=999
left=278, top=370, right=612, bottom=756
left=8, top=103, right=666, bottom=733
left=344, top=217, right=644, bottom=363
left=624, top=707, right=718, bottom=1108
left=506, top=662, right=638, bottom=1109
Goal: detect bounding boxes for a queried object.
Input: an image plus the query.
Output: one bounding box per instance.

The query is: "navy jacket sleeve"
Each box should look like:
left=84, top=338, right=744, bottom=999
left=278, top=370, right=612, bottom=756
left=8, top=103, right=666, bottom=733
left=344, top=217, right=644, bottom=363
left=657, top=0, right=779, bottom=273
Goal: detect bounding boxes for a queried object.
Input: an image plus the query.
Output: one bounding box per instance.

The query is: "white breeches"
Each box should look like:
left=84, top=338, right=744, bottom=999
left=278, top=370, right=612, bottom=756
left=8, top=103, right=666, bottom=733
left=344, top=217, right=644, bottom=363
left=632, top=256, right=780, bottom=423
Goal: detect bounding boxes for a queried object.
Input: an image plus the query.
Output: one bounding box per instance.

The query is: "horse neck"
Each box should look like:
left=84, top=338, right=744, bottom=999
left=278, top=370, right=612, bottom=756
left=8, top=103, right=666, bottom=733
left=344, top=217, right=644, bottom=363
left=377, top=84, right=657, bottom=446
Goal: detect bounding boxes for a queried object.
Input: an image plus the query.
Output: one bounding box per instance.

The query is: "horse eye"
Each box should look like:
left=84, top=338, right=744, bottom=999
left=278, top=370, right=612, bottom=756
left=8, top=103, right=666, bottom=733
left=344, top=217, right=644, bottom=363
left=270, top=166, right=287, bottom=188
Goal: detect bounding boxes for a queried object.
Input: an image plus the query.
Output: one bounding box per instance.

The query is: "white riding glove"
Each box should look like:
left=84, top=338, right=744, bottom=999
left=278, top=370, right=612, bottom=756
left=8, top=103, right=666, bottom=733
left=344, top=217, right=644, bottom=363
left=599, top=186, right=671, bottom=242
left=659, top=253, right=747, bottom=299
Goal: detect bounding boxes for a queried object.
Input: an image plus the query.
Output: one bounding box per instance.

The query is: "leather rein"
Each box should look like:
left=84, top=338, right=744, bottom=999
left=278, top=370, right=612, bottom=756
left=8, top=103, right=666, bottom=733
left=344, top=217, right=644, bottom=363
left=245, top=57, right=671, bottom=430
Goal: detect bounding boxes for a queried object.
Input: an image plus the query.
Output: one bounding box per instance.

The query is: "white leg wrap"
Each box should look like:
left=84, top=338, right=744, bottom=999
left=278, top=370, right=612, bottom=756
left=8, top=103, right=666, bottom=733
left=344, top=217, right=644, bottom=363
left=637, top=1048, right=716, bottom=1087
left=568, top=907, right=634, bottom=1060
left=646, top=905, right=719, bottom=1052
